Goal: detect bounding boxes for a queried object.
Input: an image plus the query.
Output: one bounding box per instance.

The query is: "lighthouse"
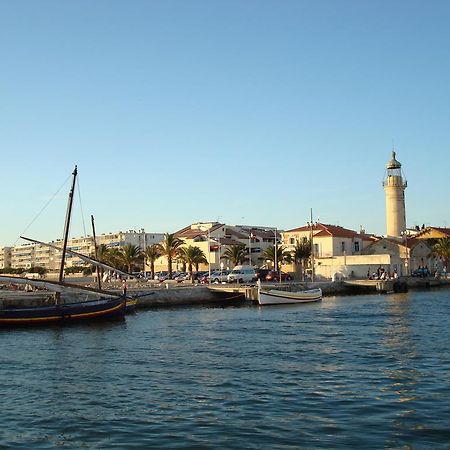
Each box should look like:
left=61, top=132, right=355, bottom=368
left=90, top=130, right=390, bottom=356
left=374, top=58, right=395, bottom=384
left=383, top=151, right=407, bottom=239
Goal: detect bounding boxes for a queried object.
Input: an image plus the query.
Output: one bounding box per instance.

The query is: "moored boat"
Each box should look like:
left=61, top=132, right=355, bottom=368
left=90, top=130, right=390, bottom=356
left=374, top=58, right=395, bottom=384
left=0, top=297, right=126, bottom=326
left=258, top=287, right=322, bottom=305
left=0, top=166, right=129, bottom=327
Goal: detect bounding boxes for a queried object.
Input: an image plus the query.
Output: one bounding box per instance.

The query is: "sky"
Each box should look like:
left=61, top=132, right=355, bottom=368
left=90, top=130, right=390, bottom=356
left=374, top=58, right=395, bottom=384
left=1, top=0, right=449, bottom=247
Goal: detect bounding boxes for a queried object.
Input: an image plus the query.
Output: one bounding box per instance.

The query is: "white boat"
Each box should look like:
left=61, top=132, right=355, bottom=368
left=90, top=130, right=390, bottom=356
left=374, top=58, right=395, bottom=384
left=258, top=287, right=322, bottom=305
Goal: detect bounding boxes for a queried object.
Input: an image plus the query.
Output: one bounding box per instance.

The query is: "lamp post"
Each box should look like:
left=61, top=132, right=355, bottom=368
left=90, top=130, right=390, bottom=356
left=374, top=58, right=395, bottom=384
left=218, top=237, right=221, bottom=277
left=248, top=230, right=253, bottom=267
left=274, top=228, right=278, bottom=277
left=401, top=231, right=409, bottom=276
left=310, top=209, right=315, bottom=282
left=207, top=228, right=211, bottom=284
left=143, top=229, right=147, bottom=279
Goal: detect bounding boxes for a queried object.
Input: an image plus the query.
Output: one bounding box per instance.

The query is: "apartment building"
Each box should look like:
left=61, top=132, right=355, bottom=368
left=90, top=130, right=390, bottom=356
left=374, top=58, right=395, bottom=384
left=6, top=229, right=163, bottom=272
left=0, top=247, right=12, bottom=269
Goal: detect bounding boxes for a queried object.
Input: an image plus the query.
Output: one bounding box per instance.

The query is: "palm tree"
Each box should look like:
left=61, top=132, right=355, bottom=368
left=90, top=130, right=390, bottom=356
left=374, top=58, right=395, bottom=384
left=178, top=245, right=208, bottom=281
left=90, top=244, right=118, bottom=279
left=290, top=240, right=311, bottom=281
left=144, top=244, right=161, bottom=280
left=156, top=233, right=184, bottom=278
left=261, top=245, right=289, bottom=271
left=221, top=244, right=247, bottom=267
left=432, top=237, right=450, bottom=269
left=96, top=244, right=113, bottom=264
left=108, top=247, right=125, bottom=271
left=118, top=244, right=142, bottom=274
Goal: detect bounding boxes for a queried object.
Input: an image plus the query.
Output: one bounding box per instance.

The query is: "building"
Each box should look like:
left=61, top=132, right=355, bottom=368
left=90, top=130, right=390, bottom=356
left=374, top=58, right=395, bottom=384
left=281, top=223, right=378, bottom=279
left=0, top=247, right=12, bottom=269
left=154, top=222, right=278, bottom=272
left=409, top=226, right=450, bottom=240
left=6, top=230, right=163, bottom=273
left=383, top=151, right=407, bottom=239
left=282, top=223, right=375, bottom=258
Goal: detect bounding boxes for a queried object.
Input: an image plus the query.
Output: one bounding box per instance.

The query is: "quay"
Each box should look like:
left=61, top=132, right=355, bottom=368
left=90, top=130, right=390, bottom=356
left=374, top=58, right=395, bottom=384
left=2, top=277, right=450, bottom=310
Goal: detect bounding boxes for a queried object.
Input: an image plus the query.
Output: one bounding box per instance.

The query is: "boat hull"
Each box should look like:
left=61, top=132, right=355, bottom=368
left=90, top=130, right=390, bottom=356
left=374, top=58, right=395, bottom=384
left=258, top=288, right=322, bottom=305
left=0, top=297, right=126, bottom=326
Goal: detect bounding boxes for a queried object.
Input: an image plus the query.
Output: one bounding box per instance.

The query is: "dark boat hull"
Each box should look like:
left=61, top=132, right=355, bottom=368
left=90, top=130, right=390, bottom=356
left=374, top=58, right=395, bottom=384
left=0, top=297, right=126, bottom=326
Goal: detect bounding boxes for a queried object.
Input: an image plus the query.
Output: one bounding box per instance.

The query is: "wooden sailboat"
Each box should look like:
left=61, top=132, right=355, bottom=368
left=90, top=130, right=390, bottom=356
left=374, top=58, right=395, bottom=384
left=0, top=166, right=128, bottom=326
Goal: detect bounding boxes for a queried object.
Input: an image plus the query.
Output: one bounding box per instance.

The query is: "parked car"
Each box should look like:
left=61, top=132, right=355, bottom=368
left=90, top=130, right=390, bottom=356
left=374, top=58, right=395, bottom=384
left=193, top=271, right=208, bottom=282
left=411, top=267, right=431, bottom=278
left=265, top=271, right=293, bottom=282
left=174, top=272, right=189, bottom=282
left=255, top=268, right=271, bottom=281
left=227, top=265, right=257, bottom=283
left=209, top=270, right=231, bottom=283
left=154, top=271, right=169, bottom=281
left=198, top=272, right=210, bottom=284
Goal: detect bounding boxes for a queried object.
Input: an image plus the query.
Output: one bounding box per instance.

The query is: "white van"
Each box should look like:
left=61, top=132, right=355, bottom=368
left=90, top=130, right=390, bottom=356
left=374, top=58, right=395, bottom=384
left=227, top=265, right=256, bottom=283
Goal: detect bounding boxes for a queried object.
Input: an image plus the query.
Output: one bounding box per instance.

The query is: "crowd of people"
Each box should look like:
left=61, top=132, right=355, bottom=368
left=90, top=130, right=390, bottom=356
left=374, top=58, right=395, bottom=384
left=367, top=266, right=398, bottom=280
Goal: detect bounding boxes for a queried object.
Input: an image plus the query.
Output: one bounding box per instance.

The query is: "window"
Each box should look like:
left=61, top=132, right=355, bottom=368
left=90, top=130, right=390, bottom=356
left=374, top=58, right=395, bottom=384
left=289, top=237, right=295, bottom=245
left=341, top=242, right=345, bottom=253
left=354, top=241, right=360, bottom=252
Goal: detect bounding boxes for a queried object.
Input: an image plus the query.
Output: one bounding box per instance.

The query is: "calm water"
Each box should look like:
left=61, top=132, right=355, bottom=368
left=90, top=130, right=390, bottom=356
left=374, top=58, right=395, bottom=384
left=1, top=290, right=450, bottom=449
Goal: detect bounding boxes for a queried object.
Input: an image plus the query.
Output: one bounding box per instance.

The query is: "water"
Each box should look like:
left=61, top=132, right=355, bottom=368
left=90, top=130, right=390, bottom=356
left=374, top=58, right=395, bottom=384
left=2, top=290, right=450, bottom=449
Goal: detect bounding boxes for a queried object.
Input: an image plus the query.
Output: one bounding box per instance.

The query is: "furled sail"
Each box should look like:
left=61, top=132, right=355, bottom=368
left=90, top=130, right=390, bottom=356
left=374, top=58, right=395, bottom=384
left=0, top=275, right=119, bottom=297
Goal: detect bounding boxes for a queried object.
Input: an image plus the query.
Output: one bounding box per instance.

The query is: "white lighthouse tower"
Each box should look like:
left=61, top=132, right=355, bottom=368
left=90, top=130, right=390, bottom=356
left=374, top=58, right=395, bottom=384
left=383, top=151, right=407, bottom=239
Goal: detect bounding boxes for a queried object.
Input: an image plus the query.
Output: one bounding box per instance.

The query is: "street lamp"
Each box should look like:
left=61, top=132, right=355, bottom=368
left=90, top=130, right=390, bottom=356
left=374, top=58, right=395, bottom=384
left=401, top=230, right=410, bottom=276
left=274, top=228, right=278, bottom=278
left=248, top=230, right=253, bottom=267
left=207, top=228, right=211, bottom=284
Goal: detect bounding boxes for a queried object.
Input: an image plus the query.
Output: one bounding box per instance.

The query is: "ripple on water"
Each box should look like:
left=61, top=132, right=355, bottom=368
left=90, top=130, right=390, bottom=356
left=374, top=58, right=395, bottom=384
left=1, top=291, right=450, bottom=448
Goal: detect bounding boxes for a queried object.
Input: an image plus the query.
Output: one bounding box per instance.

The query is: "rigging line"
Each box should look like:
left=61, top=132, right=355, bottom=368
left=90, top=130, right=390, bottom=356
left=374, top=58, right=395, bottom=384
left=14, top=173, right=73, bottom=246
left=76, top=176, right=88, bottom=238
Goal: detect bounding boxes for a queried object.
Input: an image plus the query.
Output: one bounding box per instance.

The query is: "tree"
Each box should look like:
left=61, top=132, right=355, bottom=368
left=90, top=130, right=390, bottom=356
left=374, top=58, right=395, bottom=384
left=261, top=245, right=289, bottom=271
left=290, top=240, right=311, bottom=281
left=221, top=244, right=247, bottom=267
left=178, top=245, right=208, bottom=281
left=118, top=244, right=142, bottom=274
left=156, top=233, right=184, bottom=278
left=144, top=244, right=161, bottom=280
left=28, top=266, right=47, bottom=276
left=90, top=245, right=126, bottom=279
left=432, top=237, right=450, bottom=269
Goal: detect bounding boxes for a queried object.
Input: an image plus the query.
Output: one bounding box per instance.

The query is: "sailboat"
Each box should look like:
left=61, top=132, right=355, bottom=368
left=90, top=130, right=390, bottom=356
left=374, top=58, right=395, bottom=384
left=0, top=166, right=128, bottom=326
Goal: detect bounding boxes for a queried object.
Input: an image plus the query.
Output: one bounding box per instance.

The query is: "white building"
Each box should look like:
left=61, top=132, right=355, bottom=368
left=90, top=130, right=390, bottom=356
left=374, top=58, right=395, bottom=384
left=0, top=247, right=12, bottom=269
left=6, top=230, right=163, bottom=273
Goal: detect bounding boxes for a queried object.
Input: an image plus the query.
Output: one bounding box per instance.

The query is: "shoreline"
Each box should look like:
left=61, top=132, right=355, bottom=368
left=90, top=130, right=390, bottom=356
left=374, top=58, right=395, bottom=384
left=2, top=277, right=450, bottom=310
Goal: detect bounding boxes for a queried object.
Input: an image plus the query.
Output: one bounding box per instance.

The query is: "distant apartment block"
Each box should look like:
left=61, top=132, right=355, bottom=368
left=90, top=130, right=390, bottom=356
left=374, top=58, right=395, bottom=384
left=0, top=247, right=12, bottom=269
left=4, top=230, right=163, bottom=272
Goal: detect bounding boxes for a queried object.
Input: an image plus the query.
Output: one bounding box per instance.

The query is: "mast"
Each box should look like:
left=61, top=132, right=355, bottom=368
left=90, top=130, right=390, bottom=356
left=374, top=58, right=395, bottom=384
left=310, top=208, right=315, bottom=282
left=91, top=215, right=102, bottom=290
left=58, top=166, right=78, bottom=285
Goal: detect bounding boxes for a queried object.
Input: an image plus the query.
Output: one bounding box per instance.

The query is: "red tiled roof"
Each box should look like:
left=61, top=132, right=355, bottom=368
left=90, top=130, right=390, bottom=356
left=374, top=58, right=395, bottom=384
left=285, top=223, right=369, bottom=239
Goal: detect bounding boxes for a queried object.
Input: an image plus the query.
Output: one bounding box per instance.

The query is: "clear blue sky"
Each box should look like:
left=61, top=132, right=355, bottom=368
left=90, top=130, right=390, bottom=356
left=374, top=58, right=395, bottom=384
left=1, top=0, right=449, bottom=247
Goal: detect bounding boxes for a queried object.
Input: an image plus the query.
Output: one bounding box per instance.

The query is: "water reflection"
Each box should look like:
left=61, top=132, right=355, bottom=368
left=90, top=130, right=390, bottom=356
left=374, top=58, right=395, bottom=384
left=2, top=291, right=450, bottom=448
